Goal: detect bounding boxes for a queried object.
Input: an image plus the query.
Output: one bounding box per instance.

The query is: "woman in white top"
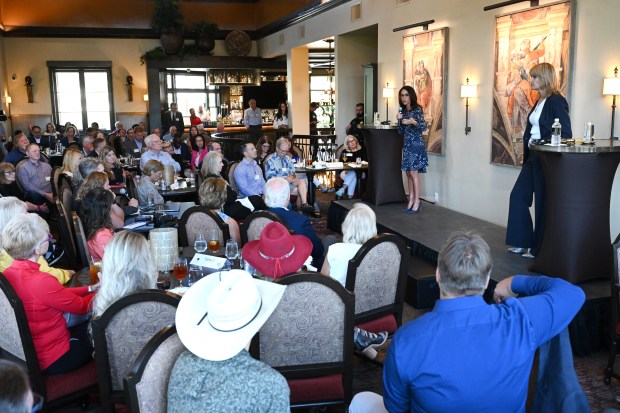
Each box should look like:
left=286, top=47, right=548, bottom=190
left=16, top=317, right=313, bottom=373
left=321, top=202, right=377, bottom=286
left=272, top=102, right=289, bottom=129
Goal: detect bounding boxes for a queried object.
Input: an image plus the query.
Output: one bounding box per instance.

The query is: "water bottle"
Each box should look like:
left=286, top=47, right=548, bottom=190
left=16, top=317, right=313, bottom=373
left=551, top=118, right=561, bottom=146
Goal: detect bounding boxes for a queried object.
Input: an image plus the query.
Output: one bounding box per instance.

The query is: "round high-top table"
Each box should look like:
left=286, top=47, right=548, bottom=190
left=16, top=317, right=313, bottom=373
left=360, top=126, right=406, bottom=205
left=530, top=141, right=620, bottom=283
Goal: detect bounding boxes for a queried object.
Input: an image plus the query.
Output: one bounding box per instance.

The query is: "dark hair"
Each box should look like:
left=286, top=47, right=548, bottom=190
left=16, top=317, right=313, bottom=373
left=256, top=136, right=274, bottom=155
left=93, top=137, right=106, bottom=149
left=207, top=140, right=221, bottom=152
left=310, top=102, right=319, bottom=109
left=79, top=187, right=114, bottom=240
left=86, top=127, right=95, bottom=134
left=239, top=141, right=255, bottom=156
left=398, top=85, right=421, bottom=111
left=275, top=102, right=288, bottom=121
left=32, top=125, right=41, bottom=132
left=356, top=103, right=364, bottom=109
left=0, top=359, right=31, bottom=413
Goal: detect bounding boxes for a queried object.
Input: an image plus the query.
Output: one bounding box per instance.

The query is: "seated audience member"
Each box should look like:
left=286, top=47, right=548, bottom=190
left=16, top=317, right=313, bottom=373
left=234, top=142, right=266, bottom=198
left=98, top=146, right=125, bottom=185
left=0, top=162, right=48, bottom=213
left=0, top=197, right=73, bottom=284
left=74, top=172, right=129, bottom=228
left=59, top=148, right=84, bottom=187
left=335, top=135, right=367, bottom=199
left=188, top=125, right=201, bottom=148
left=92, top=136, right=107, bottom=157
left=2, top=213, right=96, bottom=375
left=204, top=150, right=266, bottom=221
left=137, top=160, right=165, bottom=206
left=151, top=127, right=161, bottom=137
left=44, top=122, right=61, bottom=141
left=59, top=125, right=80, bottom=148
left=16, top=144, right=53, bottom=204
left=123, top=126, right=146, bottom=156
left=75, top=157, right=104, bottom=193
left=78, top=188, right=115, bottom=262
left=110, top=128, right=127, bottom=156
left=321, top=203, right=377, bottom=286
left=207, top=140, right=228, bottom=181
left=81, top=136, right=96, bottom=158
left=162, top=140, right=185, bottom=170
left=264, top=137, right=313, bottom=213
left=264, top=177, right=333, bottom=269
left=4, top=133, right=29, bottom=165
left=0, top=359, right=39, bottom=413
left=140, top=134, right=180, bottom=172
left=29, top=125, right=51, bottom=149
left=198, top=177, right=241, bottom=244
left=173, top=133, right=191, bottom=161
left=255, top=135, right=274, bottom=169
left=92, top=231, right=157, bottom=317
left=190, top=134, right=208, bottom=171
left=349, top=231, right=586, bottom=413
left=163, top=126, right=177, bottom=142
left=168, top=270, right=289, bottom=413
left=242, top=221, right=387, bottom=359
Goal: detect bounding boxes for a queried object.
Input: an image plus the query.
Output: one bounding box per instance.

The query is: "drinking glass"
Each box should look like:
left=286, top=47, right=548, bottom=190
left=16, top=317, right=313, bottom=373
left=208, top=229, right=220, bottom=253
left=194, top=233, right=207, bottom=253
left=225, top=240, right=239, bottom=266
left=187, top=265, right=203, bottom=287
left=89, top=257, right=101, bottom=285
left=156, top=271, right=171, bottom=290
left=356, top=157, right=362, bottom=165
left=173, top=258, right=188, bottom=287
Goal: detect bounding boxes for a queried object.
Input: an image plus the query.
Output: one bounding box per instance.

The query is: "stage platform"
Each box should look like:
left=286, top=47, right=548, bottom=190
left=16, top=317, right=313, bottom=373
left=327, top=199, right=611, bottom=355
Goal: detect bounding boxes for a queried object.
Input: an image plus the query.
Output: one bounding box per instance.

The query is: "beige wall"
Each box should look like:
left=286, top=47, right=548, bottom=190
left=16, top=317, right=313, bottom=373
left=259, top=0, right=620, bottom=237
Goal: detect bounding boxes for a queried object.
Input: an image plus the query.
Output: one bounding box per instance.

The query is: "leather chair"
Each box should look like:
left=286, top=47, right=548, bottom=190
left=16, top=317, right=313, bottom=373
left=345, top=233, right=408, bottom=335
left=240, top=210, right=290, bottom=245
left=177, top=205, right=230, bottom=247
left=255, top=272, right=354, bottom=408
left=605, top=239, right=620, bottom=384
left=90, top=290, right=180, bottom=413
left=0, top=273, right=97, bottom=410
left=124, top=325, right=184, bottom=413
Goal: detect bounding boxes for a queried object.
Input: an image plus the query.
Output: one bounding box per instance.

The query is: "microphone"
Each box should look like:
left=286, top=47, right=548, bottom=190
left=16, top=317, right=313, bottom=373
left=119, top=188, right=132, bottom=202
left=398, top=106, right=403, bottom=127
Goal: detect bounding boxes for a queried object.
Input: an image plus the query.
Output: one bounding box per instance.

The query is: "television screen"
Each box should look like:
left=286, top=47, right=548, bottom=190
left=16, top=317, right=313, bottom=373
left=243, top=83, right=287, bottom=110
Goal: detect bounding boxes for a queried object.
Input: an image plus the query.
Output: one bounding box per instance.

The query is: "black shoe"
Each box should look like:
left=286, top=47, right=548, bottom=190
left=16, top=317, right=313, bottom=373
left=300, top=203, right=314, bottom=213
left=45, top=243, right=65, bottom=266
left=354, top=327, right=388, bottom=360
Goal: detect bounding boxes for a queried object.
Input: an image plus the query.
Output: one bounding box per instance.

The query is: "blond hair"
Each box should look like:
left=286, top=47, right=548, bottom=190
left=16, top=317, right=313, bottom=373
left=529, top=62, right=559, bottom=95
left=342, top=203, right=377, bottom=244
left=200, top=151, right=223, bottom=178
left=1, top=214, right=49, bottom=260
left=142, top=159, right=163, bottom=177
left=198, top=177, right=228, bottom=209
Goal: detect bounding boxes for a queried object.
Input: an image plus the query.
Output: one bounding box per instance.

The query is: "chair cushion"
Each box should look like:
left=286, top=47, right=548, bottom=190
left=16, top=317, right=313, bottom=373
left=287, top=373, right=343, bottom=404
left=44, top=359, right=97, bottom=401
left=357, top=314, right=398, bottom=335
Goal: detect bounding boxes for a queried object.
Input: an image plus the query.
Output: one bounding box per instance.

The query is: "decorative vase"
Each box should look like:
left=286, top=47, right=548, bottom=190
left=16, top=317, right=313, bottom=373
left=196, top=36, right=215, bottom=54
left=160, top=29, right=183, bottom=55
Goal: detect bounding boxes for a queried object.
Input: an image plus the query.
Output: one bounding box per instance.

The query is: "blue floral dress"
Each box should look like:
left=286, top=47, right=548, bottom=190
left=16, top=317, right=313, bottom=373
left=398, top=106, right=428, bottom=172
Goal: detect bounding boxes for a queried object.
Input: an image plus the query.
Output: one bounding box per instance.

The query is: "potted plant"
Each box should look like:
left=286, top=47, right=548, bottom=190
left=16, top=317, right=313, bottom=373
left=193, top=21, right=219, bottom=54
left=151, top=0, right=184, bottom=55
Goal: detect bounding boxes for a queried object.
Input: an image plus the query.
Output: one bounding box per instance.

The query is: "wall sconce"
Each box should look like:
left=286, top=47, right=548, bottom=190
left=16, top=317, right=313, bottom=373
left=143, top=93, right=149, bottom=102
left=460, top=78, right=478, bottom=135
left=603, top=66, right=620, bottom=140
left=25, top=76, right=33, bottom=103
left=382, top=82, right=395, bottom=124
left=5, top=96, right=12, bottom=105
left=126, top=75, right=134, bottom=102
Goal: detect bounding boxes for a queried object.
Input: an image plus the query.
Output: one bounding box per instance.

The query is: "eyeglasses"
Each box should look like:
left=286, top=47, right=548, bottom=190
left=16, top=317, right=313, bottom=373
left=162, top=145, right=172, bottom=149
left=40, top=235, right=53, bottom=247
left=400, top=93, right=409, bottom=97
left=3, top=170, right=15, bottom=174
left=261, top=144, right=270, bottom=148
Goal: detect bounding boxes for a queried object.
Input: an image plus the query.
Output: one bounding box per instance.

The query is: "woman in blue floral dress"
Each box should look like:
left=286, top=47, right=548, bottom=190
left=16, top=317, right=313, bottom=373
left=397, top=85, right=428, bottom=213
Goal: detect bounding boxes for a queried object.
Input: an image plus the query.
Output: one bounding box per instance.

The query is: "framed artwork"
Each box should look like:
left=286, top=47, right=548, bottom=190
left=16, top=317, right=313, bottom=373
left=403, top=27, right=448, bottom=155
left=491, top=1, right=573, bottom=166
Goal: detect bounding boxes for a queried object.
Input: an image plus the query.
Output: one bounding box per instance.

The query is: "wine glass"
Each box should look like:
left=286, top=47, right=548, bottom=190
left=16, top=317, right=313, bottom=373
left=225, top=240, right=239, bottom=267
left=194, top=233, right=207, bottom=253
left=173, top=258, right=189, bottom=287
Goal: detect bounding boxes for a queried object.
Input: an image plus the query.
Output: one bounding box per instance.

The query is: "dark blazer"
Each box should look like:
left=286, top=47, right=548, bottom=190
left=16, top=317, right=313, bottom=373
left=123, top=138, right=147, bottom=157
left=163, top=110, right=185, bottom=134
left=110, top=134, right=126, bottom=157
left=174, top=143, right=191, bottom=161
left=523, top=92, right=571, bottom=163
left=268, top=206, right=324, bottom=268
left=28, top=135, right=51, bottom=149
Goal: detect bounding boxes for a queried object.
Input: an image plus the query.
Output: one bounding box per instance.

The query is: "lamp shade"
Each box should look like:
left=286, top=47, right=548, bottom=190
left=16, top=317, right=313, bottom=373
left=603, top=77, right=620, bottom=95
left=383, top=87, right=395, bottom=99
left=461, top=84, right=477, bottom=98
left=5, top=96, right=12, bottom=104
left=149, top=228, right=179, bottom=272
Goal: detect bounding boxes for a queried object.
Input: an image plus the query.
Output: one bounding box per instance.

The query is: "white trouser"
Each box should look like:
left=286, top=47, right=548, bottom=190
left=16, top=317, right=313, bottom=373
left=340, top=171, right=365, bottom=196
left=349, top=392, right=388, bottom=413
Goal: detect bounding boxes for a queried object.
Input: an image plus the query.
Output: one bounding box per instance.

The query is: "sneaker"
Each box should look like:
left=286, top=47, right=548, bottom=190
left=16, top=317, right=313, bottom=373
left=313, top=201, right=321, bottom=213
left=354, top=327, right=388, bottom=360
left=319, top=184, right=336, bottom=193
left=522, top=249, right=535, bottom=259
left=45, top=244, right=65, bottom=266
left=507, top=247, right=526, bottom=254
left=335, top=188, right=345, bottom=199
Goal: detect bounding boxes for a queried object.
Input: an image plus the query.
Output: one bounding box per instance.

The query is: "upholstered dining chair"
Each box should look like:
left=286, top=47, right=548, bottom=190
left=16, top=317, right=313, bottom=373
left=345, top=233, right=408, bottom=335
left=55, top=186, right=79, bottom=268
left=177, top=205, right=230, bottom=247
left=255, top=272, right=354, bottom=408
left=240, top=210, right=290, bottom=245
left=90, top=290, right=180, bottom=413
left=0, top=273, right=97, bottom=411
left=605, top=240, right=620, bottom=384
left=227, top=161, right=239, bottom=193
left=124, top=325, right=185, bottom=413
left=58, top=172, right=75, bottom=193
left=51, top=166, right=61, bottom=197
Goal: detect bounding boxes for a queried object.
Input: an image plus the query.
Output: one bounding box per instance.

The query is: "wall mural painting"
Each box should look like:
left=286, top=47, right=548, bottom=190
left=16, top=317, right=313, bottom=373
left=403, top=28, right=448, bottom=155
left=491, top=2, right=572, bottom=166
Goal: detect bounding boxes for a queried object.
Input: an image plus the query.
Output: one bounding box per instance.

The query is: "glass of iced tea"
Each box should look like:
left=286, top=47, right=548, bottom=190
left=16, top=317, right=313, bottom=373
left=89, top=259, right=101, bottom=285
left=173, top=258, right=188, bottom=286
left=209, top=229, right=220, bottom=253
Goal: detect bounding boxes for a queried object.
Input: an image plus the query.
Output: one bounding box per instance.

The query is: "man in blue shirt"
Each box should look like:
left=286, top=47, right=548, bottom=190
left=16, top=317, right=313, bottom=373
left=349, top=231, right=585, bottom=413
left=234, top=142, right=265, bottom=198
left=17, top=144, right=53, bottom=204
left=140, top=134, right=181, bottom=172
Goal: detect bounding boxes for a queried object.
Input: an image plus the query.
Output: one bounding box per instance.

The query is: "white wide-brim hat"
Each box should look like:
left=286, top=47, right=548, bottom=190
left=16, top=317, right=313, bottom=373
left=175, top=269, right=286, bottom=361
